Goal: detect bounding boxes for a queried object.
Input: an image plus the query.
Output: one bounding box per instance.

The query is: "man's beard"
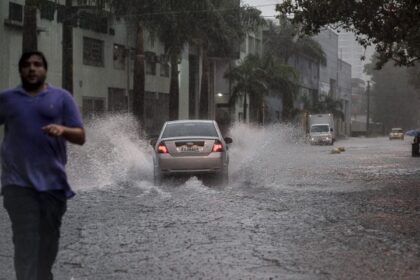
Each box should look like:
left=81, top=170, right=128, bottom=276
left=21, top=76, right=46, bottom=92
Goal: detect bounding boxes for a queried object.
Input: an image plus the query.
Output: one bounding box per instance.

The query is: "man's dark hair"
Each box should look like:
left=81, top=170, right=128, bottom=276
left=18, top=51, right=48, bottom=71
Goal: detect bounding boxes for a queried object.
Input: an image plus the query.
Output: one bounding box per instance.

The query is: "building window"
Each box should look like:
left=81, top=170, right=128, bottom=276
left=9, top=2, right=23, bottom=22
left=79, top=12, right=108, bottom=33
left=145, top=51, right=157, bottom=75
left=108, top=88, right=128, bottom=113
left=145, top=60, right=156, bottom=75
left=83, top=37, right=104, bottom=67
left=40, top=1, right=55, bottom=21
left=82, top=97, right=105, bottom=119
left=113, top=44, right=126, bottom=70
left=160, top=63, right=170, bottom=77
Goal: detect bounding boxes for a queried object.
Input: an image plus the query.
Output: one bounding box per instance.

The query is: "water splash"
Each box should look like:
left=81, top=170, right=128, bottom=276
left=228, top=122, right=311, bottom=188
left=66, top=116, right=339, bottom=193
left=67, top=114, right=152, bottom=191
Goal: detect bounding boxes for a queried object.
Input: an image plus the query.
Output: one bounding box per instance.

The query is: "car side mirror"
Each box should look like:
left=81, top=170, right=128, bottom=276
left=330, top=128, right=333, bottom=132
left=224, top=137, right=233, bottom=144
left=150, top=138, right=157, bottom=147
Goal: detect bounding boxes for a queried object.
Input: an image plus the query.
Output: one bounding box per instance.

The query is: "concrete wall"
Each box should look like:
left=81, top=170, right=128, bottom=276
left=288, top=54, right=320, bottom=110
left=314, top=29, right=339, bottom=97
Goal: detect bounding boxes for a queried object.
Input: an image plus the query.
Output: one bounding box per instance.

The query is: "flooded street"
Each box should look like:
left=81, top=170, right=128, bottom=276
left=1, top=117, right=420, bottom=279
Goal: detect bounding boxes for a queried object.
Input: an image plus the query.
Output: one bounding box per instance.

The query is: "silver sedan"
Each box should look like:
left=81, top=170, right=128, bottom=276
left=150, top=120, right=232, bottom=186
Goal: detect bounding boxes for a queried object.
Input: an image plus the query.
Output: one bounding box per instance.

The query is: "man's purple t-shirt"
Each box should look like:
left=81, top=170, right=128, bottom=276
left=0, top=85, right=83, bottom=198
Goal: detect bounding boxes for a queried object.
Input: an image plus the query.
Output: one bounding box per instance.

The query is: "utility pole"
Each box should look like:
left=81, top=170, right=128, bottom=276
left=366, top=81, right=370, bottom=137
left=62, top=0, right=74, bottom=94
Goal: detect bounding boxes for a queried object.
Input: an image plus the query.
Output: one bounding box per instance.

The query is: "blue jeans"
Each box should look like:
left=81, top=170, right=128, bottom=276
left=2, top=186, right=67, bottom=280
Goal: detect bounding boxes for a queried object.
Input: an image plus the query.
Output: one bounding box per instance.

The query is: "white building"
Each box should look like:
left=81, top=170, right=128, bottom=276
left=1, top=1, right=178, bottom=133
left=338, top=31, right=374, bottom=82
left=313, top=29, right=352, bottom=137
left=1, top=0, right=248, bottom=136
left=313, top=29, right=339, bottom=98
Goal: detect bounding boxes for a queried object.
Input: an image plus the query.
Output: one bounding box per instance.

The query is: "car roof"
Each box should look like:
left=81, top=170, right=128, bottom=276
left=165, top=120, right=215, bottom=125
left=391, top=128, right=403, bottom=130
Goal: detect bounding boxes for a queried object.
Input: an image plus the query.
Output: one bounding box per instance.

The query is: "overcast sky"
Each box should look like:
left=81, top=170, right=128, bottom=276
left=241, top=0, right=280, bottom=19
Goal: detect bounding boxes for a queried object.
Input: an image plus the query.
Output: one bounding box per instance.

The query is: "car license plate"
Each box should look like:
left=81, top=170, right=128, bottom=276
left=178, top=145, right=202, bottom=152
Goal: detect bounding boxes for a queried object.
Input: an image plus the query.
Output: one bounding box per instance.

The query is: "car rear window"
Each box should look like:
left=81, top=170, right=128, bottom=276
left=162, top=122, right=218, bottom=138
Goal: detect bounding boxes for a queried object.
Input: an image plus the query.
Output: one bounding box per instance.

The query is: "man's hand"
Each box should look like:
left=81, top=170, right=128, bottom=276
left=42, top=124, right=65, bottom=136
left=42, top=124, right=85, bottom=145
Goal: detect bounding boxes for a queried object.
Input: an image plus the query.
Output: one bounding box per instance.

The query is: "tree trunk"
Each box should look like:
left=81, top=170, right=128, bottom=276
left=169, top=53, right=179, bottom=120
left=249, top=94, right=259, bottom=123
left=22, top=0, right=38, bottom=52
left=282, top=91, right=294, bottom=121
left=62, top=0, right=73, bottom=94
left=133, top=22, right=145, bottom=129
left=199, top=42, right=209, bottom=119
left=242, top=93, right=247, bottom=122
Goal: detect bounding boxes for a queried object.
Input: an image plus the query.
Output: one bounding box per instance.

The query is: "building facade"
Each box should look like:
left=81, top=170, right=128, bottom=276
left=337, top=59, right=352, bottom=136
left=2, top=1, right=240, bottom=137
left=338, top=30, right=375, bottom=82
left=313, top=29, right=339, bottom=98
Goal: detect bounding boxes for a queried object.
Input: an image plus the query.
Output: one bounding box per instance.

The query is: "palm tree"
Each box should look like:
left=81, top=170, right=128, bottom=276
left=155, top=0, right=193, bottom=120
left=153, top=0, right=264, bottom=120
left=111, top=0, right=159, bottom=128
left=225, top=55, right=268, bottom=123
left=263, top=18, right=326, bottom=121
left=187, top=0, right=265, bottom=119
left=261, top=53, right=299, bottom=121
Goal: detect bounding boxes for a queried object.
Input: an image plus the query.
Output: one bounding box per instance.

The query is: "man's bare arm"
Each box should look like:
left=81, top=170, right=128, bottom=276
left=42, top=124, right=85, bottom=145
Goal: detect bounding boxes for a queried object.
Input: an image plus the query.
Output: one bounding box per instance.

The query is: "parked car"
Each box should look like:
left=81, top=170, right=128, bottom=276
left=150, top=120, right=232, bottom=186
left=389, top=128, right=404, bottom=140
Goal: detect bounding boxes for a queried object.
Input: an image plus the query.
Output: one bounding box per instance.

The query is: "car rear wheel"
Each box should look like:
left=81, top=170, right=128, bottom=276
left=154, top=168, right=162, bottom=186
left=214, top=168, right=229, bottom=186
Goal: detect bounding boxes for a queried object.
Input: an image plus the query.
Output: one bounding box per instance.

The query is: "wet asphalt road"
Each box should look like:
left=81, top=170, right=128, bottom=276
left=1, top=131, right=420, bottom=280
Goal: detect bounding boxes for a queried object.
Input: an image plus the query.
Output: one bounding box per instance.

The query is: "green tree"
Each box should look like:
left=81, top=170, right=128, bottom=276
left=264, top=18, right=326, bottom=65
left=225, top=55, right=268, bottom=123
left=111, top=0, right=159, bottom=128
left=263, top=18, right=324, bottom=120
left=261, top=52, right=298, bottom=121
left=187, top=0, right=265, bottom=119
left=155, top=0, right=193, bottom=120
left=277, top=0, right=420, bottom=68
left=226, top=53, right=298, bottom=123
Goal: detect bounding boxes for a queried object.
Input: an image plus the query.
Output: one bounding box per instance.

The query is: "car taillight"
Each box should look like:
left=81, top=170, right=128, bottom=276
left=158, top=142, right=168, bottom=153
left=212, top=140, right=224, bottom=152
